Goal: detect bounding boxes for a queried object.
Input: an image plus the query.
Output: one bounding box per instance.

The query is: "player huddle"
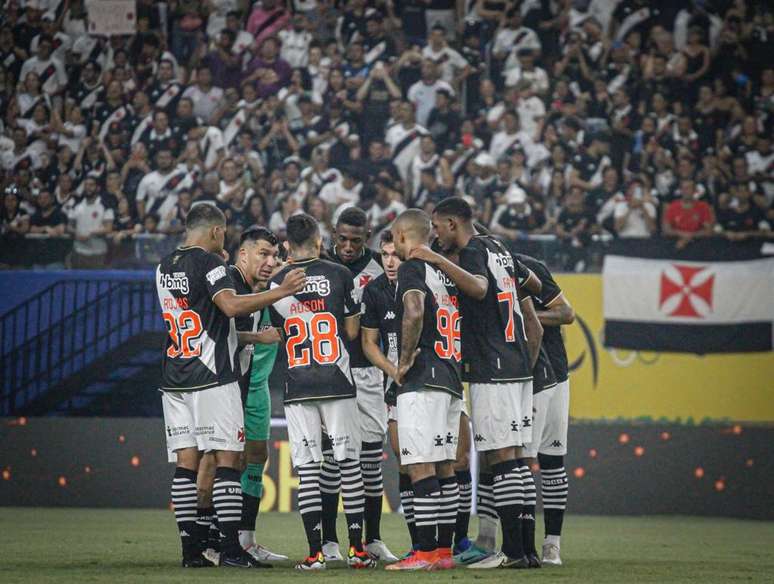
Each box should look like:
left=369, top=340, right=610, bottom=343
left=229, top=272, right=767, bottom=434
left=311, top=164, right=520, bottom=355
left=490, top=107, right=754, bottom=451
left=155, top=196, right=574, bottom=571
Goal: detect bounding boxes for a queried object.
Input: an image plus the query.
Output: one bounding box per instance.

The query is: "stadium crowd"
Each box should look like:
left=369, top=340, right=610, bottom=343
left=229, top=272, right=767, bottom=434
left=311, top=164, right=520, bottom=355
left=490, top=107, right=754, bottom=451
left=0, top=0, right=772, bottom=270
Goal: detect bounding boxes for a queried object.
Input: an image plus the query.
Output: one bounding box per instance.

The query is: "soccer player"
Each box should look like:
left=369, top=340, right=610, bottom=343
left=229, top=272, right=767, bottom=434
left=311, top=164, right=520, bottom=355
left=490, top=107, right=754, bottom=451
left=416, top=197, right=544, bottom=569
left=268, top=213, right=375, bottom=570
left=385, top=209, right=463, bottom=571
left=225, top=227, right=289, bottom=562
left=517, top=253, right=575, bottom=566
left=156, top=203, right=305, bottom=568
left=321, top=207, right=396, bottom=562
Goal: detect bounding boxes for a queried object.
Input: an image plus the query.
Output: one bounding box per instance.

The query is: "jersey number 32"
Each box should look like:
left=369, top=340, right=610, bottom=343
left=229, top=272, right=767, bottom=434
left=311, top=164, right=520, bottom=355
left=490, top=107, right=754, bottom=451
left=163, top=310, right=204, bottom=359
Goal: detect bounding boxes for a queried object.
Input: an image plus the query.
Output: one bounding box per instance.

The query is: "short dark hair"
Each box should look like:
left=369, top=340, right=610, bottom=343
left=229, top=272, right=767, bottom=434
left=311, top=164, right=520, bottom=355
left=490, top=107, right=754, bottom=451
left=240, top=226, right=278, bottom=247
left=434, top=197, right=473, bottom=221
left=379, top=229, right=394, bottom=246
left=286, top=213, right=319, bottom=247
left=186, top=202, right=226, bottom=230
left=337, top=206, right=368, bottom=228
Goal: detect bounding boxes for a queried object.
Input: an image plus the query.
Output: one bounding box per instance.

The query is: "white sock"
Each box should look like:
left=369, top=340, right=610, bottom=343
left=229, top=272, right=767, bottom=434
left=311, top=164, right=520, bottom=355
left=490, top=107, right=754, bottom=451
left=475, top=516, right=499, bottom=551
left=544, top=534, right=560, bottom=548
left=238, top=530, right=255, bottom=548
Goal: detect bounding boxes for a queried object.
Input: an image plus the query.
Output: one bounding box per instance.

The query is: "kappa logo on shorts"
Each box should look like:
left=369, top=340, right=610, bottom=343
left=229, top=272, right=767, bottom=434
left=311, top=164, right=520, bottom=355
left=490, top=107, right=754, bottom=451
left=434, top=435, right=444, bottom=447
left=474, top=434, right=486, bottom=443
left=237, top=427, right=245, bottom=443
left=550, top=440, right=563, bottom=448
left=511, top=420, right=519, bottom=431
left=401, top=448, right=412, bottom=456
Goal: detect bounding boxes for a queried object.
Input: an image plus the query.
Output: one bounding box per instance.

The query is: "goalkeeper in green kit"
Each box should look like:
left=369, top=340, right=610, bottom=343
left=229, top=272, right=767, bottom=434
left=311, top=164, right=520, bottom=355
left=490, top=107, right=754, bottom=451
left=230, top=227, right=289, bottom=562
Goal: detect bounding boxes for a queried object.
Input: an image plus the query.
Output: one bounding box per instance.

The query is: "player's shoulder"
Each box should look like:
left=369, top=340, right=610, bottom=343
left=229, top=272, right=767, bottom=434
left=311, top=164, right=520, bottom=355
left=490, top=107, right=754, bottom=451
left=514, top=252, right=548, bottom=274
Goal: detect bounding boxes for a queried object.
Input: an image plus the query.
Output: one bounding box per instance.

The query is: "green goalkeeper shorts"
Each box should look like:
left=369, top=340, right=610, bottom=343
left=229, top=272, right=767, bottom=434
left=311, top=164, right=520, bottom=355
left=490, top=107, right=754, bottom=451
left=244, top=380, right=271, bottom=442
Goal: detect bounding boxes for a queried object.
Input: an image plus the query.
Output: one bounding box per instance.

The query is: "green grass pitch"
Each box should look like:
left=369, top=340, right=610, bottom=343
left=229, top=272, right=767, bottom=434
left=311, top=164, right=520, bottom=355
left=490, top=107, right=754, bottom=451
left=1, top=508, right=772, bottom=583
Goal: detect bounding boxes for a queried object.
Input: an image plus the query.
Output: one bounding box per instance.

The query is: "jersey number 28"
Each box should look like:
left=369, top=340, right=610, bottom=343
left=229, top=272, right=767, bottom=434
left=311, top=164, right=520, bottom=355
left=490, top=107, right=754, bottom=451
left=284, top=313, right=340, bottom=368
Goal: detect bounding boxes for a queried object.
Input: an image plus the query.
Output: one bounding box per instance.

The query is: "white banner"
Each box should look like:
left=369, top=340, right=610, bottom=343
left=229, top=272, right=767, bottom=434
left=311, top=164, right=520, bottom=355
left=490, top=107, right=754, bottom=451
left=603, top=255, right=774, bottom=324
left=87, top=0, right=137, bottom=36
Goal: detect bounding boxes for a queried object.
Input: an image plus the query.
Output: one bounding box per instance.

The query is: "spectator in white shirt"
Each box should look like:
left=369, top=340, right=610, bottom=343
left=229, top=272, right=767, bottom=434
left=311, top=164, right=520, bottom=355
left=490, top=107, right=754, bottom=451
left=504, top=48, right=549, bottom=96
left=490, top=110, right=533, bottom=162
left=182, top=65, right=224, bottom=124
left=20, top=35, right=67, bottom=97
left=614, top=180, right=658, bottom=238
left=68, top=174, right=114, bottom=268
left=493, top=9, right=541, bottom=67
left=319, top=165, right=363, bottom=210
left=407, top=60, right=454, bottom=127
left=421, top=24, right=470, bottom=87
left=279, top=13, right=313, bottom=68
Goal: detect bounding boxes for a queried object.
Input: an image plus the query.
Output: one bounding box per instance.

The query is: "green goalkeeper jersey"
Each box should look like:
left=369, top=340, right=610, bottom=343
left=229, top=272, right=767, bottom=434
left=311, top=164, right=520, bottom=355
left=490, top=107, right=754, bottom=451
left=249, top=309, right=278, bottom=389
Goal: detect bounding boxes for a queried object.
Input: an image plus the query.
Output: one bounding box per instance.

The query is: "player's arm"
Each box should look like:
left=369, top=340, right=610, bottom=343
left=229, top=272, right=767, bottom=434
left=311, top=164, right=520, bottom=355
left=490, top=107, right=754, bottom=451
left=362, top=327, right=398, bottom=380
left=537, top=293, right=575, bottom=326
left=520, top=296, right=543, bottom=368
left=410, top=245, right=488, bottom=300
left=396, top=290, right=424, bottom=385
left=344, top=314, right=360, bottom=341
left=213, top=268, right=306, bottom=318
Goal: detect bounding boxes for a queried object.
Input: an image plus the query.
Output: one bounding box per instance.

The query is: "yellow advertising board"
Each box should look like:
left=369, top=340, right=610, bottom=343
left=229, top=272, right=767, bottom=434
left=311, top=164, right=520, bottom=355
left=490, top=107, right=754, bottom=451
left=556, top=274, right=774, bottom=423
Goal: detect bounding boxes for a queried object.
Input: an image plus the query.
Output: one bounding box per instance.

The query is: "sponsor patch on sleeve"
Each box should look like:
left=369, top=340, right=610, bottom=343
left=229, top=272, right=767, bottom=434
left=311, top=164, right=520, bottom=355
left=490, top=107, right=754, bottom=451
left=206, top=265, right=227, bottom=286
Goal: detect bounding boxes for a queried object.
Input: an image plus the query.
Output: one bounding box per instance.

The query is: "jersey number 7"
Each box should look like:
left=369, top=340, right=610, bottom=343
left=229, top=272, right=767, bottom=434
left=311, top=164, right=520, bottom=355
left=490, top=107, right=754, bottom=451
left=163, top=310, right=204, bottom=358
left=284, top=313, right=341, bottom=368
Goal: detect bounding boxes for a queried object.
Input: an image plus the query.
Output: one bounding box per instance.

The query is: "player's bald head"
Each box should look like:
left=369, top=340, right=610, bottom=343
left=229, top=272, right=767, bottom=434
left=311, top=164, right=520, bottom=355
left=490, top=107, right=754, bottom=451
left=392, top=209, right=432, bottom=243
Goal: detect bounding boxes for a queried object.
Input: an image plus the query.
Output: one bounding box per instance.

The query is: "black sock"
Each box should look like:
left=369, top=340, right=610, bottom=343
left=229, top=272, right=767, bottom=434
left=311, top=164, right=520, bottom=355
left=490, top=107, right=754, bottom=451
left=171, top=467, right=198, bottom=558
left=196, top=506, right=214, bottom=552
left=320, top=442, right=340, bottom=544
left=539, top=453, right=568, bottom=537
left=518, top=459, right=537, bottom=555
left=492, top=459, right=525, bottom=559
left=212, top=467, right=243, bottom=557
left=455, top=469, right=472, bottom=545
left=208, top=518, right=220, bottom=551
left=297, top=462, right=323, bottom=556
left=240, top=493, right=259, bottom=532
left=399, top=473, right=418, bottom=546
left=360, top=441, right=383, bottom=543
left=412, top=476, right=440, bottom=552
left=340, top=458, right=365, bottom=550
left=438, top=476, right=459, bottom=549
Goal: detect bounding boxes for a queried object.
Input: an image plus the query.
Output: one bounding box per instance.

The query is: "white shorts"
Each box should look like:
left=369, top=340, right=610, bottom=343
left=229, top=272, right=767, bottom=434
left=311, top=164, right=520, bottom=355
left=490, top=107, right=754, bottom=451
left=524, top=379, right=570, bottom=458
left=470, top=381, right=533, bottom=452
left=285, top=398, right=362, bottom=468
left=162, top=382, right=245, bottom=462
left=353, top=366, right=388, bottom=442
left=396, top=390, right=462, bottom=465
left=387, top=404, right=397, bottom=422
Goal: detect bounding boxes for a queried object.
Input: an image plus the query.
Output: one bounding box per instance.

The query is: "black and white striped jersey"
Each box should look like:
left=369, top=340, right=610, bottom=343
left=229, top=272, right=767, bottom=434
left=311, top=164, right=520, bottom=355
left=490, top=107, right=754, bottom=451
left=395, top=259, right=463, bottom=399
left=329, top=247, right=384, bottom=369
left=458, top=235, right=533, bottom=383
left=268, top=258, right=358, bottom=404
left=361, top=273, right=400, bottom=402
left=156, top=246, right=238, bottom=391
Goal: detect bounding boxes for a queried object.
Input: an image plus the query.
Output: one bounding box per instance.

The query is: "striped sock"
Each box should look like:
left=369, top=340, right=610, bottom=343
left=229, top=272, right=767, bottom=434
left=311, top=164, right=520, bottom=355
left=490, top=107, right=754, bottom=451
left=212, top=467, right=243, bottom=557
left=399, top=473, right=418, bottom=546
left=475, top=471, right=498, bottom=551
left=412, top=476, right=440, bottom=552
left=455, top=469, right=472, bottom=545
left=438, top=476, right=459, bottom=549
left=340, top=457, right=365, bottom=549
left=196, top=506, right=214, bottom=552
left=297, top=462, right=323, bottom=556
left=360, top=442, right=384, bottom=543
left=539, top=454, right=568, bottom=538
left=171, top=467, right=198, bottom=557
left=518, top=460, right=537, bottom=555
left=492, top=459, right=525, bottom=559
left=320, top=443, right=341, bottom=544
